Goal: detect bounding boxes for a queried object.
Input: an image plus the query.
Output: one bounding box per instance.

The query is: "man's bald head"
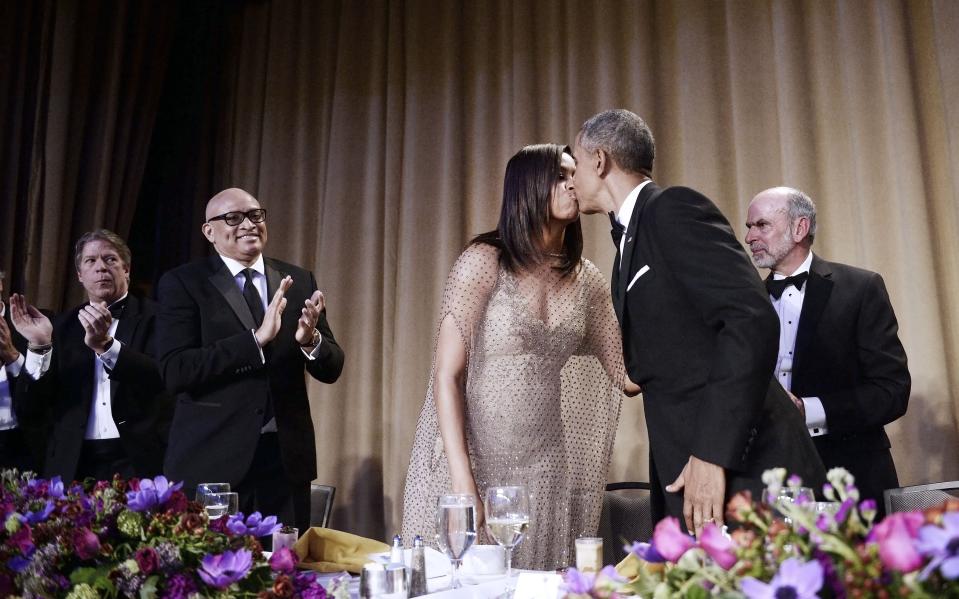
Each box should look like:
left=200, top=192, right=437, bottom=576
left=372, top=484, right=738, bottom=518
left=202, top=188, right=268, bottom=266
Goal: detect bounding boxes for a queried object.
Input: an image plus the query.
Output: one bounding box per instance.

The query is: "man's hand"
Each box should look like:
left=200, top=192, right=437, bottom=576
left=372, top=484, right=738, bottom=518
left=9, top=294, right=53, bottom=346
left=0, top=311, right=20, bottom=365
left=78, top=302, right=114, bottom=354
left=666, top=455, right=726, bottom=537
left=294, top=290, right=325, bottom=346
left=788, top=391, right=806, bottom=420
left=254, top=276, right=292, bottom=347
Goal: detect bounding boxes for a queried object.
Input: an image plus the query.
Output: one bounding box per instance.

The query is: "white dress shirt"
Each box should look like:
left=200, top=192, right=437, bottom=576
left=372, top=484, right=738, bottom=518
left=770, top=252, right=828, bottom=436
left=615, top=180, right=653, bottom=268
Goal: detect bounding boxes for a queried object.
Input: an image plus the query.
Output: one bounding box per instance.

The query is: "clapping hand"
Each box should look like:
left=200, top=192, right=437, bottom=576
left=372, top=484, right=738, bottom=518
left=0, top=312, right=19, bottom=365
left=254, top=276, right=292, bottom=347
left=9, top=294, right=52, bottom=347
left=78, top=302, right=114, bottom=354
left=294, top=290, right=324, bottom=347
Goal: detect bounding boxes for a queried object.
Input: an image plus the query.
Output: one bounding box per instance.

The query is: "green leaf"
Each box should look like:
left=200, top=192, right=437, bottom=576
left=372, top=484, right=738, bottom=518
left=685, top=584, right=709, bottom=599
left=139, top=575, right=159, bottom=599
left=70, top=567, right=99, bottom=586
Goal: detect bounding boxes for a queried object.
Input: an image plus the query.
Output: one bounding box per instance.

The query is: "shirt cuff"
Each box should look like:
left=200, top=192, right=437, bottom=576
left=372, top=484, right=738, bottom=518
left=802, top=396, right=828, bottom=436
left=96, top=338, right=122, bottom=370
left=251, top=330, right=265, bottom=364
left=25, top=349, right=52, bottom=380
left=4, top=353, right=25, bottom=378
left=300, top=334, right=324, bottom=360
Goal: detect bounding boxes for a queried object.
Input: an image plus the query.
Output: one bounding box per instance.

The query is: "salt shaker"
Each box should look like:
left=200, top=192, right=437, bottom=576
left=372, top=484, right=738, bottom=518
left=390, top=534, right=404, bottom=565
left=409, top=535, right=428, bottom=597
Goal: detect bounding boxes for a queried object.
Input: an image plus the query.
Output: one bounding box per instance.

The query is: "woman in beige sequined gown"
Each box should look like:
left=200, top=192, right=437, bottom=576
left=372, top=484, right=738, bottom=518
left=401, top=144, right=638, bottom=570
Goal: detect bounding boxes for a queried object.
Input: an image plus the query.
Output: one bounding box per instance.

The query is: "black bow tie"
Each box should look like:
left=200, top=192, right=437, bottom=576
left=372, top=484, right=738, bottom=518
left=107, top=297, right=128, bottom=319
left=609, top=211, right=626, bottom=248
left=766, top=272, right=808, bottom=299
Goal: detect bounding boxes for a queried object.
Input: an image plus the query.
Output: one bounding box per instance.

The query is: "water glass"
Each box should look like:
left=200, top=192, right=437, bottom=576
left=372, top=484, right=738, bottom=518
left=195, top=482, right=230, bottom=502
left=360, top=562, right=408, bottom=598
left=484, top=485, right=530, bottom=584
left=435, top=493, right=477, bottom=589
left=201, top=491, right=239, bottom=518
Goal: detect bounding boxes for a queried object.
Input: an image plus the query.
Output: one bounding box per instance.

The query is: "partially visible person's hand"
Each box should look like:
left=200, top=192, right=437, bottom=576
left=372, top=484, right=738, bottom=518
left=666, top=455, right=726, bottom=538
left=0, top=314, right=20, bottom=365
left=788, top=391, right=806, bottom=420
left=9, top=294, right=53, bottom=347
left=255, top=276, right=292, bottom=347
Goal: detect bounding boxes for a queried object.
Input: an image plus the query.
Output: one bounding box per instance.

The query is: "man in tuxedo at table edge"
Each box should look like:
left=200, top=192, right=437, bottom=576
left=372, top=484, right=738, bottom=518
left=745, top=186, right=909, bottom=517
left=9, top=230, right=169, bottom=482
left=158, top=187, right=344, bottom=534
left=573, top=109, right=825, bottom=536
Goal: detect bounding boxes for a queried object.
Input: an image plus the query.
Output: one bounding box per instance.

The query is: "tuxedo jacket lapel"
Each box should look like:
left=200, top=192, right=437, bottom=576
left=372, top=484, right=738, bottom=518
left=794, top=258, right=833, bottom=375
left=616, top=183, right=656, bottom=307
left=265, top=260, right=285, bottom=300
left=110, top=295, right=144, bottom=398
left=208, top=257, right=258, bottom=331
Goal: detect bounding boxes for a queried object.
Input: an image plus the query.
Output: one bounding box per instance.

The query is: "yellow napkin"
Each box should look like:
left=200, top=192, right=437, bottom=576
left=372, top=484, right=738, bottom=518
left=293, top=527, right=390, bottom=574
left=616, top=552, right=665, bottom=580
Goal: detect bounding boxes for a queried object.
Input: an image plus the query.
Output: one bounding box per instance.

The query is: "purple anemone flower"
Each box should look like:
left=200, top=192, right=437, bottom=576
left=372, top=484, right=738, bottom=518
left=226, top=511, right=281, bottom=537
left=23, top=500, right=55, bottom=524
left=46, top=476, right=64, bottom=499
left=741, top=557, right=824, bottom=599
left=563, top=568, right=596, bottom=594
left=626, top=541, right=666, bottom=563
left=198, top=548, right=253, bottom=589
left=126, top=476, right=183, bottom=512
left=917, top=512, right=959, bottom=580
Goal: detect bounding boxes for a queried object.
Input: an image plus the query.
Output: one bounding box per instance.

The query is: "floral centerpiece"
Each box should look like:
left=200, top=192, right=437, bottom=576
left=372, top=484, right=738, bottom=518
left=0, top=469, right=349, bottom=598
left=563, top=468, right=959, bottom=598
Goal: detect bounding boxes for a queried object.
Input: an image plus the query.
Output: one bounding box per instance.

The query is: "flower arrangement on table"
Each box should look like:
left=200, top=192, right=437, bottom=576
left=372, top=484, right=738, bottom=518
left=0, top=469, right=350, bottom=598
left=563, top=468, right=959, bottom=598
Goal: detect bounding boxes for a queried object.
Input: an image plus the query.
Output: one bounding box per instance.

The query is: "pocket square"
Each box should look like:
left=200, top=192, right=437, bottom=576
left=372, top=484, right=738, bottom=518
left=626, top=264, right=651, bottom=291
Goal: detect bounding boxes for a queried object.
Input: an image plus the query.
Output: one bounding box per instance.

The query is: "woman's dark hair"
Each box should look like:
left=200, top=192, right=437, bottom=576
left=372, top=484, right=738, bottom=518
left=471, top=143, right=582, bottom=277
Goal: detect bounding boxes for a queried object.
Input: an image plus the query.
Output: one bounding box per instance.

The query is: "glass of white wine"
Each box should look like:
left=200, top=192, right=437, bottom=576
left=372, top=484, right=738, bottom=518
left=435, top=493, right=477, bottom=589
left=484, top=485, right=530, bottom=585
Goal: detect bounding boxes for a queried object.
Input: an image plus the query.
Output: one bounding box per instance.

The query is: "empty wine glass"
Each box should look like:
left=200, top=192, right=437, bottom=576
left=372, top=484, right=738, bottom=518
left=435, top=493, right=477, bottom=589
left=484, top=485, right=530, bottom=587
left=195, top=482, right=230, bottom=502
left=763, top=486, right=814, bottom=524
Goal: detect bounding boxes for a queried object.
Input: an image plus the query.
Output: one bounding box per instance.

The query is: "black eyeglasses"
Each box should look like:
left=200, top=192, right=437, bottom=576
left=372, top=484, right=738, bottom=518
left=207, top=209, right=267, bottom=226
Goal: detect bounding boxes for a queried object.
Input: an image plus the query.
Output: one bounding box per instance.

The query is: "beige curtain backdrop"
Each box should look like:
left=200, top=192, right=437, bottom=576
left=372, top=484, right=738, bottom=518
left=208, top=0, right=959, bottom=539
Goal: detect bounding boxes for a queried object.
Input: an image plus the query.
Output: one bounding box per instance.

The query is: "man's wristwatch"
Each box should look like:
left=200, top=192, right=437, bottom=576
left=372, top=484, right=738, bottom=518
left=301, top=328, right=320, bottom=347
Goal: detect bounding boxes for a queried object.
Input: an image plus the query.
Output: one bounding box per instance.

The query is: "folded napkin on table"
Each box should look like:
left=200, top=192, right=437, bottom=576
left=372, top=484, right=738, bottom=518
left=293, top=527, right=390, bottom=574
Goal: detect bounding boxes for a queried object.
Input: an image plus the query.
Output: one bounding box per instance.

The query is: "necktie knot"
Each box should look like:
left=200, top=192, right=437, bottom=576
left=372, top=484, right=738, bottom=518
left=107, top=297, right=127, bottom=319
left=609, top=211, right=626, bottom=247
left=766, top=272, right=809, bottom=299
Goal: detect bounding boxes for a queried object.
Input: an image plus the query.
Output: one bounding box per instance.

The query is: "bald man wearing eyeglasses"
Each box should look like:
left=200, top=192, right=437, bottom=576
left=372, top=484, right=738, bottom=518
left=157, top=188, right=345, bottom=535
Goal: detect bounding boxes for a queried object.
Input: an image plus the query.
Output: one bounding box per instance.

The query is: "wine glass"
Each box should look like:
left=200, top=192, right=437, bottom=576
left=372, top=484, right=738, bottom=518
left=484, top=485, right=530, bottom=585
left=435, top=493, right=477, bottom=589
left=763, top=486, right=814, bottom=523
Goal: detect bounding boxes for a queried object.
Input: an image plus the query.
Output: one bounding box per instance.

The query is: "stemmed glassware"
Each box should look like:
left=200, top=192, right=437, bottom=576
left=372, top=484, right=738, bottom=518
left=763, top=486, right=815, bottom=524
left=435, top=493, right=477, bottom=589
left=484, top=485, right=530, bottom=586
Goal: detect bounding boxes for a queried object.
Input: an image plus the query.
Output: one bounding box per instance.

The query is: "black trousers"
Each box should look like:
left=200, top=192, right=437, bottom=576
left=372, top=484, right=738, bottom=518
left=235, top=432, right=310, bottom=547
left=76, top=439, right=135, bottom=482
left=0, top=427, right=38, bottom=473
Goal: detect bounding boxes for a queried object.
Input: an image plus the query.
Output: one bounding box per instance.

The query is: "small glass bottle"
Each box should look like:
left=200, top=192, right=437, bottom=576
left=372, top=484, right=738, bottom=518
left=409, top=535, right=428, bottom=597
